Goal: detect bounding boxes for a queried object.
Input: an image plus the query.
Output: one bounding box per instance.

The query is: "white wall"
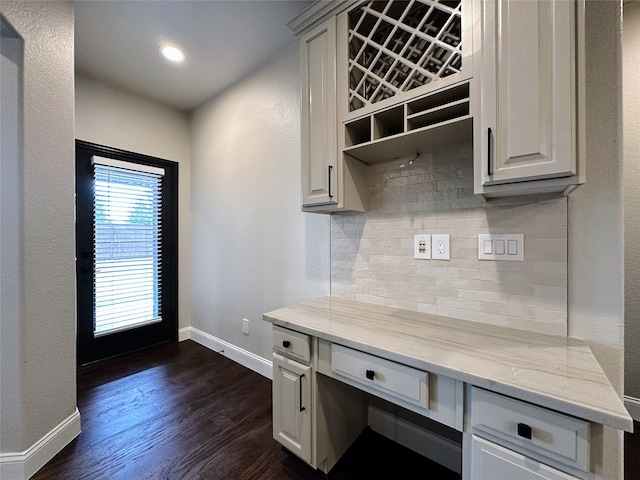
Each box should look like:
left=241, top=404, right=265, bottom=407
left=1, top=15, right=24, bottom=455
left=568, top=1, right=625, bottom=477
left=624, top=0, right=640, bottom=410
left=75, top=74, right=192, bottom=328
left=190, top=45, right=330, bottom=361
left=0, top=0, right=78, bottom=475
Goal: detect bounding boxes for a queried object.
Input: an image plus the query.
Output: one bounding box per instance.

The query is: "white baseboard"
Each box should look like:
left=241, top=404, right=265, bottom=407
left=368, top=405, right=462, bottom=474
left=0, top=408, right=81, bottom=480
left=624, top=395, right=640, bottom=422
left=178, top=326, right=272, bottom=379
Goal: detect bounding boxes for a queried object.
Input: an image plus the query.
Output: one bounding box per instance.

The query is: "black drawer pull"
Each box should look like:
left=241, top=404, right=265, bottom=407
left=299, top=374, right=306, bottom=412
left=487, top=127, right=493, bottom=176
left=517, top=422, right=532, bottom=439
left=365, top=369, right=375, bottom=380
left=282, top=340, right=291, bottom=348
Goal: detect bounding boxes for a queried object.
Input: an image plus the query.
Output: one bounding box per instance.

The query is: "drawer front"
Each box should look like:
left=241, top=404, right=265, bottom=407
left=331, top=344, right=429, bottom=409
left=470, top=435, right=581, bottom=480
left=273, top=326, right=311, bottom=364
left=471, top=387, right=590, bottom=472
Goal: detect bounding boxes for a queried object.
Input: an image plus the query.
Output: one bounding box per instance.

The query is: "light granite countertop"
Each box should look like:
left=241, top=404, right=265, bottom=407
left=263, top=296, right=633, bottom=432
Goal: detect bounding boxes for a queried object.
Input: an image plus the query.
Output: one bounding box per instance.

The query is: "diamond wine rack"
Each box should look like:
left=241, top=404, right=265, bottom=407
left=348, top=0, right=463, bottom=112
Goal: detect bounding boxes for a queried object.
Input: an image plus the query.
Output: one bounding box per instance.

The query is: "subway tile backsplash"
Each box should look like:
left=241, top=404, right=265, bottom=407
left=330, top=143, right=568, bottom=336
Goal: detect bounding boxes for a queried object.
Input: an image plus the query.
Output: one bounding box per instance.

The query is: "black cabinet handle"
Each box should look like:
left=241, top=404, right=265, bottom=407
left=517, top=422, right=532, bottom=439
left=328, top=165, right=333, bottom=198
left=299, top=374, right=306, bottom=412
left=487, top=127, right=493, bottom=177
left=365, top=369, right=375, bottom=380
left=282, top=340, right=290, bottom=348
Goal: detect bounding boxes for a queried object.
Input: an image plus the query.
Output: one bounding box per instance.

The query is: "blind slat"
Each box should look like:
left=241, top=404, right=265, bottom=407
left=93, top=162, right=163, bottom=337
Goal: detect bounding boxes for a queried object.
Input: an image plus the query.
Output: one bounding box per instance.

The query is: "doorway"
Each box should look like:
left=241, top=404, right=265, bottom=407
left=76, top=140, right=178, bottom=365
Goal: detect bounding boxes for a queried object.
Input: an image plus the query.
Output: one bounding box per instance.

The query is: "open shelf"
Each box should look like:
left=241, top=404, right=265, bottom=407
left=343, top=81, right=471, bottom=164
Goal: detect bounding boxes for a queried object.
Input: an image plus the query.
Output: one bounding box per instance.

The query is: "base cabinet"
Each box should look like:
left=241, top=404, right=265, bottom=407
left=272, top=353, right=312, bottom=463
left=469, top=435, right=579, bottom=480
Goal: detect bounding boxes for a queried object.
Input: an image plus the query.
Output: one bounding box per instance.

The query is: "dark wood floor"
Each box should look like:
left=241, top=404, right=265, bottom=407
left=626, top=420, right=640, bottom=480
left=33, top=340, right=459, bottom=480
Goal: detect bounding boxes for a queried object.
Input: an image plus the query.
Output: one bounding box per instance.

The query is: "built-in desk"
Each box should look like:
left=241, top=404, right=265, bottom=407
left=264, top=296, right=633, bottom=479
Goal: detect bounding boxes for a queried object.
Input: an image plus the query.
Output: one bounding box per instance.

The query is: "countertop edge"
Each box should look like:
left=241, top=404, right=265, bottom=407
left=263, top=308, right=634, bottom=433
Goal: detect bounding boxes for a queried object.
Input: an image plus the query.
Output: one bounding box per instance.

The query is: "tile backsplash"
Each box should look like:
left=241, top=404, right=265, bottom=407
left=330, top=143, right=568, bottom=336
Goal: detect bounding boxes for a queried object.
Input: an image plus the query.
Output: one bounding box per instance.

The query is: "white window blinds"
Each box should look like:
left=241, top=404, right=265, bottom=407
left=91, top=156, right=164, bottom=337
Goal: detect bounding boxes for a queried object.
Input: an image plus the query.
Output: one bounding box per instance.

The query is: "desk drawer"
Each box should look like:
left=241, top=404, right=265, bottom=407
left=471, top=387, right=590, bottom=472
left=273, top=326, right=310, bottom=364
left=331, top=344, right=429, bottom=409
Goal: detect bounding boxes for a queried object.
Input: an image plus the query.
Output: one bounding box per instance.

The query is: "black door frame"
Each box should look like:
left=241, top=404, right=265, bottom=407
left=75, top=140, right=178, bottom=366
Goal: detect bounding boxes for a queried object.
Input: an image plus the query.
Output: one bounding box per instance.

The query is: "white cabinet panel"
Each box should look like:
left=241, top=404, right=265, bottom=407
left=301, top=17, right=337, bottom=207
left=474, top=0, right=585, bottom=197
left=470, top=436, right=580, bottom=480
left=272, top=353, right=312, bottom=463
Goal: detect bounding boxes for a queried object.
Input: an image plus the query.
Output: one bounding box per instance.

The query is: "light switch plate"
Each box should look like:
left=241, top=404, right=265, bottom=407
left=431, top=234, right=450, bottom=260
left=414, top=234, right=431, bottom=259
left=478, top=234, right=524, bottom=261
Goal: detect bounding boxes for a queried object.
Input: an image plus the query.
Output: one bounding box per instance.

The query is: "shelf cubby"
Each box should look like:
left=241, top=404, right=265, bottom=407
left=342, top=80, right=471, bottom=164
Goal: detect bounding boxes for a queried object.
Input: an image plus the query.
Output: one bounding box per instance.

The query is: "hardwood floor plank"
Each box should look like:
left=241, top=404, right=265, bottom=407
left=626, top=420, right=640, bottom=480
left=33, top=340, right=462, bottom=480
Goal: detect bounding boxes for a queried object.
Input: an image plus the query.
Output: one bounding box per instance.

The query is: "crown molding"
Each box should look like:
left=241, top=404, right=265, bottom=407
left=287, top=0, right=357, bottom=36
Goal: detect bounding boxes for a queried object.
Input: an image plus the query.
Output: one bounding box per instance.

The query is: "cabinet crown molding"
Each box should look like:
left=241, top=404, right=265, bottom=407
left=287, top=0, right=356, bottom=36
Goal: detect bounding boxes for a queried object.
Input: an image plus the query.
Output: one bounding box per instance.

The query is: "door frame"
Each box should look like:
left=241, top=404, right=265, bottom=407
left=75, top=140, right=179, bottom=365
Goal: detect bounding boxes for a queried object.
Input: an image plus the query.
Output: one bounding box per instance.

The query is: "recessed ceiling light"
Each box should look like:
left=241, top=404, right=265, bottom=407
left=160, top=45, right=185, bottom=63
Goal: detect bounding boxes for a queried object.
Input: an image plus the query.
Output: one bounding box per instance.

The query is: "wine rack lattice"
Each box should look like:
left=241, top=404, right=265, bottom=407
left=348, top=0, right=462, bottom=112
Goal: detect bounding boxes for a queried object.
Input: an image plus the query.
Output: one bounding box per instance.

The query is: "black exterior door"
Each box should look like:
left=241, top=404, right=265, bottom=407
left=75, top=140, right=178, bottom=365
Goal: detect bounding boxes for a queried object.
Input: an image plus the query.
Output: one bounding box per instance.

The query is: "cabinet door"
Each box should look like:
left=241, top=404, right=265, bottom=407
left=477, top=0, right=578, bottom=186
left=469, top=436, right=579, bottom=480
left=272, top=353, right=312, bottom=464
left=301, top=17, right=337, bottom=207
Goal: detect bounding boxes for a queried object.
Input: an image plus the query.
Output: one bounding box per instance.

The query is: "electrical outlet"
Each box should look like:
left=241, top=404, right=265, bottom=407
left=414, top=234, right=431, bottom=259
left=242, top=318, right=250, bottom=335
left=431, top=234, right=450, bottom=260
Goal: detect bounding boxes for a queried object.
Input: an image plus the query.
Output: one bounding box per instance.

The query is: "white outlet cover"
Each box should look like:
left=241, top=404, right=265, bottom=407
left=431, top=234, right=450, bottom=260
left=242, top=318, right=250, bottom=335
left=414, top=234, right=431, bottom=259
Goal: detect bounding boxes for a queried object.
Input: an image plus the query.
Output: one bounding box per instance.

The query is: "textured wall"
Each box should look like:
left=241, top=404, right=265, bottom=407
left=74, top=74, right=192, bottom=328
left=1, top=19, right=24, bottom=453
left=624, top=0, right=640, bottom=408
left=190, top=45, right=330, bottom=361
left=569, top=0, right=625, bottom=477
left=331, top=145, right=568, bottom=336
left=0, top=0, right=77, bottom=453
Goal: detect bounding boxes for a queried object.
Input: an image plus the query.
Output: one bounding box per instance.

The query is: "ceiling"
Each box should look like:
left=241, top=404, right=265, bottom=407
left=74, top=0, right=315, bottom=112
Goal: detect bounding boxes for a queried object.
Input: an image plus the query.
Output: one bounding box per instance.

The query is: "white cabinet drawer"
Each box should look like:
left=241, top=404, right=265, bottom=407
left=273, top=326, right=311, bottom=364
left=470, top=387, right=590, bottom=472
left=331, top=344, right=429, bottom=410
left=470, top=435, right=581, bottom=480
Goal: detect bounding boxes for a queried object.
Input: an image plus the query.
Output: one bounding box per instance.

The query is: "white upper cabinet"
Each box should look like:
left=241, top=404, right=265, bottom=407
left=473, top=0, right=585, bottom=198
left=292, top=0, right=585, bottom=210
left=298, top=14, right=368, bottom=213
left=300, top=17, right=338, bottom=208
